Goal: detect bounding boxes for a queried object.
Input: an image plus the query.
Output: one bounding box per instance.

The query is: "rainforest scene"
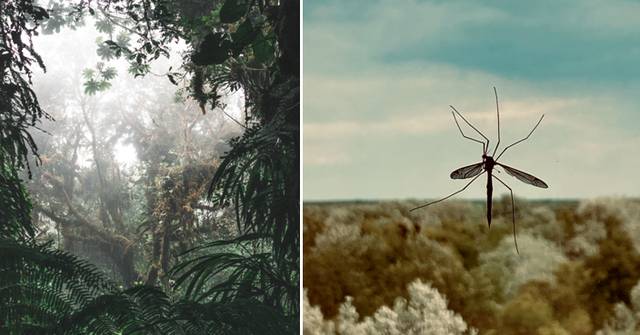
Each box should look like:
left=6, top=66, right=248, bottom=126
left=1, top=0, right=299, bottom=333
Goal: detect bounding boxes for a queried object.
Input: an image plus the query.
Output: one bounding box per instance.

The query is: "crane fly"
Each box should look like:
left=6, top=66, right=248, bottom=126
left=410, top=87, right=548, bottom=253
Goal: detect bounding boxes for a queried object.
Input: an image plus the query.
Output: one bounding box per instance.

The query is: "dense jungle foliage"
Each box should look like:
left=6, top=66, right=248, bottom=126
left=0, top=0, right=299, bottom=333
left=303, top=198, right=640, bottom=334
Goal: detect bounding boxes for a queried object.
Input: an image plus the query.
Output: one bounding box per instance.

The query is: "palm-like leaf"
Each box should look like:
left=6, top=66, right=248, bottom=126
left=171, top=234, right=297, bottom=332
left=0, top=162, right=35, bottom=239
left=202, top=76, right=299, bottom=323
left=0, top=240, right=188, bottom=334
left=0, top=239, right=113, bottom=332
left=175, top=298, right=291, bottom=335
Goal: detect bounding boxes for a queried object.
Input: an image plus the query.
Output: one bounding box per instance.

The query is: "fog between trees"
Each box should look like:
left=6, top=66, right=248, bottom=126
left=27, top=24, right=245, bottom=288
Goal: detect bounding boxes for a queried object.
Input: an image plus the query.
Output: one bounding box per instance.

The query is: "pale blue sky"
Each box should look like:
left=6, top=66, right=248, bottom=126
left=303, top=0, right=640, bottom=200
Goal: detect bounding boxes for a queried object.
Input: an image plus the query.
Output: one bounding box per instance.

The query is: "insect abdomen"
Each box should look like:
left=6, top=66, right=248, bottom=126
left=487, top=173, right=493, bottom=227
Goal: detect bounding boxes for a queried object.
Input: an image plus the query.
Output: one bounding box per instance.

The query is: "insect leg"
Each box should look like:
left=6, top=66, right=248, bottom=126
left=492, top=87, right=501, bottom=156
left=450, top=106, right=490, bottom=154
left=493, top=174, right=519, bottom=254
left=410, top=173, right=483, bottom=212
left=496, top=114, right=545, bottom=161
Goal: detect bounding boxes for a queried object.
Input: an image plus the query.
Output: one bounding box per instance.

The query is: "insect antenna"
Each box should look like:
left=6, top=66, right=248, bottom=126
left=492, top=87, right=501, bottom=156
left=410, top=173, right=483, bottom=212
left=493, top=174, right=519, bottom=254
left=450, top=105, right=490, bottom=154
left=495, top=114, right=545, bottom=161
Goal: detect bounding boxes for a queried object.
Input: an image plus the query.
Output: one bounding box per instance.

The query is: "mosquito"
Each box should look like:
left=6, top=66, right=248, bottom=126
left=410, top=87, right=548, bottom=253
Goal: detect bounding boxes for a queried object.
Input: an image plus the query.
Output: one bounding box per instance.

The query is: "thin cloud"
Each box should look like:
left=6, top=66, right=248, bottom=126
left=304, top=1, right=640, bottom=200
left=305, top=115, right=446, bottom=140
left=304, top=143, right=350, bottom=167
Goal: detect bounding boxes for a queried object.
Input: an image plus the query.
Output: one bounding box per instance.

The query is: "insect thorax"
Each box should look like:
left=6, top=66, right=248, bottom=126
left=483, top=155, right=495, bottom=170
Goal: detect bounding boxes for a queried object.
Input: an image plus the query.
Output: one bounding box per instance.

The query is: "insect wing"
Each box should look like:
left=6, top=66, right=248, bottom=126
left=450, top=162, right=484, bottom=179
left=498, top=163, right=548, bottom=188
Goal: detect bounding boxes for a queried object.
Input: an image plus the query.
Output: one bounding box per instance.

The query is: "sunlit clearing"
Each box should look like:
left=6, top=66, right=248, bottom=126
left=114, top=140, right=137, bottom=169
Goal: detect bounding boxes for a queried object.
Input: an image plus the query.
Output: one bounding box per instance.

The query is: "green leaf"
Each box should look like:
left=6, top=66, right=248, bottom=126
left=82, top=69, right=95, bottom=80
left=84, top=79, right=99, bottom=95
left=31, top=6, right=49, bottom=21
left=220, top=0, right=247, bottom=23
left=128, top=63, right=150, bottom=77
left=96, top=42, right=116, bottom=60
left=101, top=67, right=117, bottom=80
left=252, top=32, right=275, bottom=64
left=231, top=19, right=257, bottom=55
left=115, top=33, right=131, bottom=47
left=95, top=19, right=113, bottom=34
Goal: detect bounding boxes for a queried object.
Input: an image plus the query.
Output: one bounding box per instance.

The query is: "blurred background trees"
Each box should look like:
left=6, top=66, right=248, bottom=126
left=303, top=199, right=640, bottom=334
